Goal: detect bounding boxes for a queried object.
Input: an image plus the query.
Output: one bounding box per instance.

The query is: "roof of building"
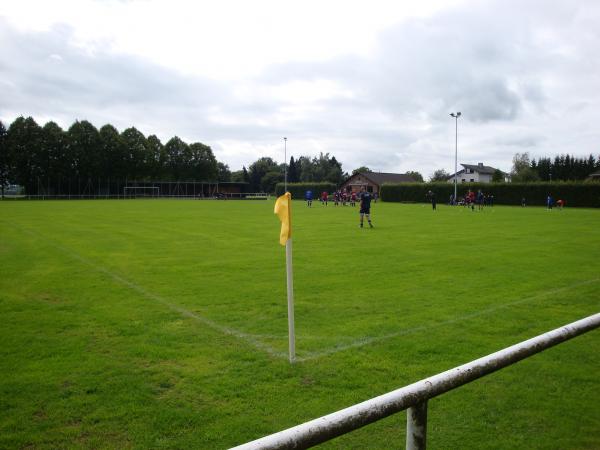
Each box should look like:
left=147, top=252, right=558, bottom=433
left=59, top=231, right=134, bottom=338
left=348, top=172, right=416, bottom=185
left=460, top=163, right=501, bottom=175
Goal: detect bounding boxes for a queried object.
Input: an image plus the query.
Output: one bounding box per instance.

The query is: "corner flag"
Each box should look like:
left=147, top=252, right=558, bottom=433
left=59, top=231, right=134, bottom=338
left=274, top=191, right=295, bottom=362
left=274, top=192, right=292, bottom=246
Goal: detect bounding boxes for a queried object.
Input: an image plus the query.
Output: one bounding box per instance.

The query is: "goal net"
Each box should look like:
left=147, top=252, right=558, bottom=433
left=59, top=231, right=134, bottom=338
left=123, top=186, right=160, bottom=198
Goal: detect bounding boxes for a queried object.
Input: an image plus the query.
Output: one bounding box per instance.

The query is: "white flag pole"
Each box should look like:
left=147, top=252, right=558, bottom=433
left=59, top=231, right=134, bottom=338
left=285, top=237, right=295, bottom=363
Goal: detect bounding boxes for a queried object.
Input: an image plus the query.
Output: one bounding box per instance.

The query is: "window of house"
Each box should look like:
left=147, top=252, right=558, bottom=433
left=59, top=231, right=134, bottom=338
left=470, top=178, right=474, bottom=182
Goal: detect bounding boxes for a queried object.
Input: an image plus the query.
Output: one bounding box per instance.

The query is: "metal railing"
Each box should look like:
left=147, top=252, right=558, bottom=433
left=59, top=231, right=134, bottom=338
left=231, top=312, right=600, bottom=450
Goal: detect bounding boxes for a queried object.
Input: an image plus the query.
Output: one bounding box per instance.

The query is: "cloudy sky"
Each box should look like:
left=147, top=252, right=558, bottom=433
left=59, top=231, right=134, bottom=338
left=1, top=0, right=599, bottom=177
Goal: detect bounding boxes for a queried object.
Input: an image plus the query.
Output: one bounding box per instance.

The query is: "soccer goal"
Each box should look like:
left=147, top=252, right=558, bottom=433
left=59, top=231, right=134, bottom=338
left=123, top=186, right=160, bottom=198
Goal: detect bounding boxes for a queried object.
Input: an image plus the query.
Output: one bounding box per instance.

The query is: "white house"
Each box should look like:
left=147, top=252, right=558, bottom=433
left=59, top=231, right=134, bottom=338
left=447, top=163, right=508, bottom=184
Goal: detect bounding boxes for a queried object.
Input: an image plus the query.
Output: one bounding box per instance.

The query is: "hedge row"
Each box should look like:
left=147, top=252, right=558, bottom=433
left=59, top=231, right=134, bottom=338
left=380, top=182, right=600, bottom=207
left=275, top=182, right=337, bottom=199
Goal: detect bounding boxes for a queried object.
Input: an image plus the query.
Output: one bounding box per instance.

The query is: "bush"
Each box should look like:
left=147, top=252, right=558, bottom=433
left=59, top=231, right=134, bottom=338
left=275, top=182, right=337, bottom=199
left=380, top=182, right=600, bottom=207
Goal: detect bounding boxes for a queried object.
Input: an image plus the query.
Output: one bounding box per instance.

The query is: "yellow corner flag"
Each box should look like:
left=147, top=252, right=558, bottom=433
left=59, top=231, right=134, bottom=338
left=274, top=192, right=292, bottom=246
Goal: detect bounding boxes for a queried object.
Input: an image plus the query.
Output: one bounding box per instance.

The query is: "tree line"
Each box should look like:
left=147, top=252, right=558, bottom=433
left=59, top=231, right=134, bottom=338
left=0, top=117, right=349, bottom=196
left=428, top=153, right=599, bottom=183
left=511, top=152, right=599, bottom=182
left=238, top=154, right=346, bottom=193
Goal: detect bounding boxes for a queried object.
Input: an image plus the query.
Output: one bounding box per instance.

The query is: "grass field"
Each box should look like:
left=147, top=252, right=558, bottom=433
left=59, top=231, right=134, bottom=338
left=1, top=199, right=599, bottom=449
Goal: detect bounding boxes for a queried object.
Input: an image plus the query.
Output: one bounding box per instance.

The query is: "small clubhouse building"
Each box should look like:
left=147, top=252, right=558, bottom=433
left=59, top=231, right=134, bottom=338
left=341, top=172, right=416, bottom=195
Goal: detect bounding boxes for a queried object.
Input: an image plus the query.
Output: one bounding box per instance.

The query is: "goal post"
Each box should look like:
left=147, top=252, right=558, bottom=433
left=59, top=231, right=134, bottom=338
left=123, top=186, right=160, bottom=198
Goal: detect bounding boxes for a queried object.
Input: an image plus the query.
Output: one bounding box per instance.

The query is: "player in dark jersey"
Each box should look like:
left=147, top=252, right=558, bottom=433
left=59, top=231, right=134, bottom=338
left=359, top=187, right=373, bottom=228
left=305, top=190, right=313, bottom=207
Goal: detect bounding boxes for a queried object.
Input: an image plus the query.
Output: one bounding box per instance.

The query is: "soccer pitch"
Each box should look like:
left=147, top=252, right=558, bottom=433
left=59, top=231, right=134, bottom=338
left=1, top=199, right=599, bottom=449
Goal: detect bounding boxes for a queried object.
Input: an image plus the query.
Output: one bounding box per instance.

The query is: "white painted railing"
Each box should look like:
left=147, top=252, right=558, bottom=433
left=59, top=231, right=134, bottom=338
left=231, top=313, right=600, bottom=450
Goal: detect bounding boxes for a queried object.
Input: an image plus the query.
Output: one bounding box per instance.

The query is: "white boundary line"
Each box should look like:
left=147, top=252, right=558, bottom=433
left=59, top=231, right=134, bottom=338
left=295, top=277, right=600, bottom=362
left=13, top=225, right=288, bottom=360
left=8, top=223, right=600, bottom=363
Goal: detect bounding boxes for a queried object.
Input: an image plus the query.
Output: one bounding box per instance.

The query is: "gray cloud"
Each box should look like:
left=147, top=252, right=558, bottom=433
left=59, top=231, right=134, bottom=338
left=2, top=0, right=600, bottom=176
left=0, top=19, right=227, bottom=137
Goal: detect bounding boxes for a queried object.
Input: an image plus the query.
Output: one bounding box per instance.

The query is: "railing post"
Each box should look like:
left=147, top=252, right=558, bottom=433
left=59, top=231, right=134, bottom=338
left=406, top=400, right=428, bottom=450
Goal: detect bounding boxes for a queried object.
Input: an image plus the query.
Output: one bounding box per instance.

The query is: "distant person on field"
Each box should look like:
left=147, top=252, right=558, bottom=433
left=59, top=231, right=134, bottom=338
left=557, top=199, right=565, bottom=209
left=350, top=191, right=357, bottom=207
left=359, top=187, right=374, bottom=228
left=427, top=190, right=437, bottom=210
left=373, top=192, right=378, bottom=203
left=547, top=194, right=553, bottom=210
left=521, top=197, right=526, bottom=207
left=305, top=190, right=313, bottom=207
left=476, top=190, right=484, bottom=210
left=468, top=190, right=475, bottom=210
left=321, top=191, right=328, bottom=205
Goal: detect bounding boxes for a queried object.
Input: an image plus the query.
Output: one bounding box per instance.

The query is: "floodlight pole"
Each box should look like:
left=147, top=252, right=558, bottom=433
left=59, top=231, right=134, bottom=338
left=284, top=137, right=288, bottom=192
left=450, top=112, right=461, bottom=203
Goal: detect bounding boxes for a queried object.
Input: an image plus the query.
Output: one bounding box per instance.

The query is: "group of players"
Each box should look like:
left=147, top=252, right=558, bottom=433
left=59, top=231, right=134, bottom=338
left=455, top=189, right=492, bottom=210
left=304, top=188, right=374, bottom=228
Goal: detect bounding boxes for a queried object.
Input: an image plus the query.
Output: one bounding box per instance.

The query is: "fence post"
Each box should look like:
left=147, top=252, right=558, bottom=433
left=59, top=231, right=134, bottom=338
left=406, top=400, right=428, bottom=450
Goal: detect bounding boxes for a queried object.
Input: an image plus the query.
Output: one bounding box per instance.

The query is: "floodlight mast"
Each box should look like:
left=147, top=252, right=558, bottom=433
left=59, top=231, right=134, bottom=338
left=450, top=112, right=461, bottom=203
left=284, top=137, right=288, bottom=192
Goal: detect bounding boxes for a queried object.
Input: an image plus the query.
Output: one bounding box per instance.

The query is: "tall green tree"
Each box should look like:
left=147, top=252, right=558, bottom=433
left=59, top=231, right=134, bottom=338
left=7, top=116, right=43, bottom=194
left=40, top=122, right=69, bottom=191
left=430, top=169, right=450, bottom=182
left=248, top=157, right=278, bottom=191
left=217, top=162, right=231, bottom=182
left=310, top=153, right=344, bottom=184
left=511, top=152, right=539, bottom=182
left=352, top=166, right=371, bottom=175
left=68, top=120, right=101, bottom=179
left=406, top=171, right=424, bottom=182
left=298, top=156, right=315, bottom=182
left=288, top=156, right=299, bottom=182
left=146, top=135, right=165, bottom=179
left=164, top=136, right=189, bottom=180
left=492, top=169, right=504, bottom=182
left=189, top=142, right=218, bottom=181
left=0, top=120, right=9, bottom=198
left=535, top=157, right=552, bottom=181
left=99, top=124, right=125, bottom=179
left=260, top=170, right=283, bottom=192
left=121, top=127, right=149, bottom=179
left=325, top=156, right=345, bottom=184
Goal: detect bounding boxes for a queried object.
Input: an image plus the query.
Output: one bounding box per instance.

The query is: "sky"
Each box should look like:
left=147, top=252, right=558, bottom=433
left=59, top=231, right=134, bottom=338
left=1, top=0, right=600, bottom=178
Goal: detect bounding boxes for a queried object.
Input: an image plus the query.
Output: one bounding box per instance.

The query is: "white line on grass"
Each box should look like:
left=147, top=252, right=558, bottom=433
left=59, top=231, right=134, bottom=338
left=9, top=223, right=599, bottom=363
left=296, top=277, right=600, bottom=362
left=13, top=225, right=288, bottom=360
